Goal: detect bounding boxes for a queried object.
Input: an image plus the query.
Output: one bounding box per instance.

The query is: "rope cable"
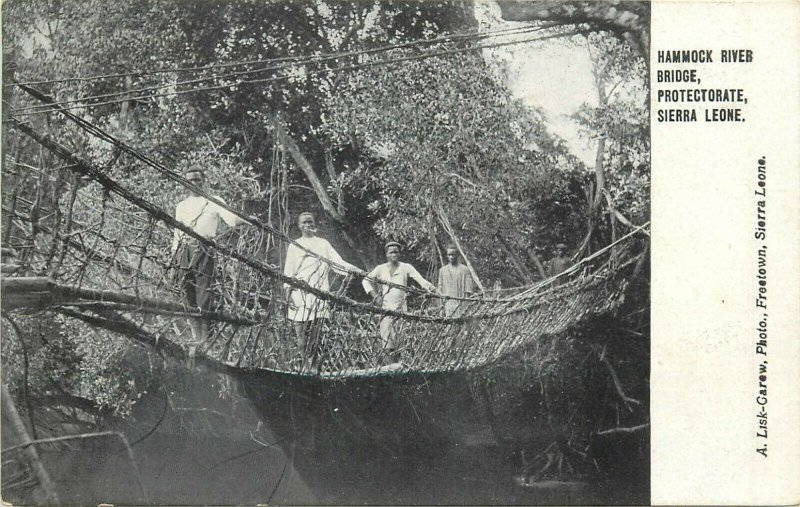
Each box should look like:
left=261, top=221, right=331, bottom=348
left=12, top=28, right=578, bottom=117
left=7, top=24, right=548, bottom=88
left=13, top=85, right=431, bottom=299
left=10, top=63, right=640, bottom=311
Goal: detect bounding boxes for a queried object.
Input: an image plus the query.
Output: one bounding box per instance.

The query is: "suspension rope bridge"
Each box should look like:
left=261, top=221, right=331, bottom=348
left=2, top=32, right=647, bottom=378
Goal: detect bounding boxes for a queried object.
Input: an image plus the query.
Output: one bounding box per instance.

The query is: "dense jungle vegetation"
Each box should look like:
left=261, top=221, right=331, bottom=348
left=1, top=0, right=650, bottom=496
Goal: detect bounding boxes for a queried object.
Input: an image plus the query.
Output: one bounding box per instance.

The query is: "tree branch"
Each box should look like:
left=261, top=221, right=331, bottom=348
left=339, top=14, right=366, bottom=50
left=263, top=115, right=369, bottom=268
left=269, top=114, right=341, bottom=222
left=598, top=345, right=640, bottom=412
left=496, top=233, right=534, bottom=284
left=497, top=1, right=649, bottom=57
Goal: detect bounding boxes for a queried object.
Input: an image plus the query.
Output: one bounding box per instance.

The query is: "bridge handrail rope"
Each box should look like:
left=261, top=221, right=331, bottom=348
left=9, top=115, right=626, bottom=327
left=2, top=30, right=649, bottom=376
left=508, top=222, right=651, bottom=300
left=16, top=82, right=626, bottom=305
left=6, top=126, right=645, bottom=332
left=8, top=114, right=638, bottom=327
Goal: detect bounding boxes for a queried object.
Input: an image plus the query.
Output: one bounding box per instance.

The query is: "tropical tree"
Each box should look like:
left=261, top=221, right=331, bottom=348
left=571, top=31, right=649, bottom=255
left=320, top=48, right=586, bottom=284
left=496, top=0, right=650, bottom=58
left=2, top=3, right=650, bottom=489
left=1, top=0, right=498, bottom=426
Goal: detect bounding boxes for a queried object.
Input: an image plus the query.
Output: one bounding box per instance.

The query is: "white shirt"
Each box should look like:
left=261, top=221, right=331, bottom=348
left=362, top=262, right=434, bottom=310
left=283, top=236, right=359, bottom=321
left=283, top=236, right=358, bottom=291
left=172, top=195, right=243, bottom=251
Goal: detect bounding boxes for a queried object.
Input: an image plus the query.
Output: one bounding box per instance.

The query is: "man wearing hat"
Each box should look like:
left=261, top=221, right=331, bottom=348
left=549, top=242, right=571, bottom=283
left=172, top=165, right=251, bottom=362
left=284, top=212, right=365, bottom=374
left=363, top=241, right=436, bottom=363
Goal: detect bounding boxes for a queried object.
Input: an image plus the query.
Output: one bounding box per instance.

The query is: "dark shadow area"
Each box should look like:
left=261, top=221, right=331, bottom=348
left=11, top=358, right=647, bottom=505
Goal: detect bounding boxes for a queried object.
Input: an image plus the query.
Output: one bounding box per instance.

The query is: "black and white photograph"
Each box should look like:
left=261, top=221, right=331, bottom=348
left=1, top=1, right=654, bottom=504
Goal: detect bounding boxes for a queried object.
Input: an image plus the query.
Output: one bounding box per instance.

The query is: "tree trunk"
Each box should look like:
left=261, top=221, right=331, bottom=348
left=120, top=75, right=137, bottom=135
left=590, top=46, right=608, bottom=212
left=268, top=114, right=369, bottom=268
left=496, top=1, right=649, bottom=58
left=2, top=48, right=17, bottom=123
left=578, top=43, right=611, bottom=257
left=324, top=148, right=346, bottom=216
left=526, top=247, right=548, bottom=279
left=496, top=207, right=544, bottom=280
left=574, top=183, right=595, bottom=260
left=496, top=233, right=534, bottom=285
left=592, top=136, right=606, bottom=210
left=2, top=384, right=60, bottom=504
left=603, top=190, right=619, bottom=266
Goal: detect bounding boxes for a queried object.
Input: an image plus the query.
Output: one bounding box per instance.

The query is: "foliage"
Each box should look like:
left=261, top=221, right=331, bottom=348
left=478, top=278, right=650, bottom=483
left=2, top=314, right=81, bottom=399
left=572, top=32, right=650, bottom=226
left=2, top=1, right=650, bottom=473
left=1, top=313, right=150, bottom=422
left=496, top=0, right=650, bottom=57
left=77, top=341, right=152, bottom=418
left=321, top=50, right=587, bottom=282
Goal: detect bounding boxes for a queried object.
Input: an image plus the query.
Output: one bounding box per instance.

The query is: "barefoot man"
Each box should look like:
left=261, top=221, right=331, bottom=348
left=283, top=212, right=364, bottom=373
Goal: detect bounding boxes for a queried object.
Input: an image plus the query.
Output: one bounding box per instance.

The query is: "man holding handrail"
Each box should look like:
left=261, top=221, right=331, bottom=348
left=284, top=212, right=364, bottom=374
left=172, top=165, right=250, bottom=364
left=363, top=241, right=436, bottom=363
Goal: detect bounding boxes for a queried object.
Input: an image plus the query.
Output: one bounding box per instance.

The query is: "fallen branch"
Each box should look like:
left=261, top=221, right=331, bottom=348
left=1, top=384, right=60, bottom=504
left=56, top=306, right=236, bottom=376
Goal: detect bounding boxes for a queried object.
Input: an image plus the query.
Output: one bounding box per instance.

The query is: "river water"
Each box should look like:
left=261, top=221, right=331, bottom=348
left=31, top=366, right=647, bottom=505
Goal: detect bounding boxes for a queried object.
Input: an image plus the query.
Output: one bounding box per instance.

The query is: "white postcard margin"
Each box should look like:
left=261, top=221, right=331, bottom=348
left=651, top=1, right=800, bottom=504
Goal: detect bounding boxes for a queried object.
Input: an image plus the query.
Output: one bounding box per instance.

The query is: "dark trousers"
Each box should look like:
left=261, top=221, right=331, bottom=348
left=174, top=241, right=215, bottom=311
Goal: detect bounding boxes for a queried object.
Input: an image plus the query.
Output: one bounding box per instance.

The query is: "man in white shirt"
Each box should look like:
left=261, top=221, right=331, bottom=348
left=283, top=212, right=364, bottom=374
left=172, top=166, right=249, bottom=358
left=363, top=241, right=436, bottom=363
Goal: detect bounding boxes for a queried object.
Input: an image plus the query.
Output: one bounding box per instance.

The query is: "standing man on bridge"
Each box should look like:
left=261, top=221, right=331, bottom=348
left=172, top=165, right=251, bottom=364
left=549, top=243, right=571, bottom=284
left=438, top=244, right=474, bottom=318
left=363, top=241, right=436, bottom=363
left=283, top=212, right=365, bottom=374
